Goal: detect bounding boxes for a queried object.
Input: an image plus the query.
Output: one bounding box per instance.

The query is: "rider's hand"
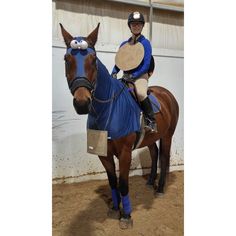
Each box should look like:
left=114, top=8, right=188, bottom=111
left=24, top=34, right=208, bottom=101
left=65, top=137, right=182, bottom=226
left=122, top=73, right=134, bottom=81
left=111, top=73, right=117, bottom=79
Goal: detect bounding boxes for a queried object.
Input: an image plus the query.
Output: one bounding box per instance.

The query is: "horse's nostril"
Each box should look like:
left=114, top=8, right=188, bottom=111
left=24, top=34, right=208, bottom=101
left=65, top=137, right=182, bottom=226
left=87, top=97, right=92, bottom=103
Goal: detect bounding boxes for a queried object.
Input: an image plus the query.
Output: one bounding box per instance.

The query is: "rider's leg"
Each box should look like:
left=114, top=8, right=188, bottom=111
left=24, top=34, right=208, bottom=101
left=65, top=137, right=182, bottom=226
left=134, top=78, right=157, bottom=132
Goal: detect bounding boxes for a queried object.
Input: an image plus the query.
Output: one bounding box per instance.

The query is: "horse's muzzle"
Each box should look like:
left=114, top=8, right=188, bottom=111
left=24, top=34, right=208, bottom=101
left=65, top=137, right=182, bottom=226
left=73, top=98, right=91, bottom=114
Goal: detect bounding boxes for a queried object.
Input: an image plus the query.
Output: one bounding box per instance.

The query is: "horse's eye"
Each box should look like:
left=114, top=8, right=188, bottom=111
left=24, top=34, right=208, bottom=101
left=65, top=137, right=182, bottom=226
left=64, top=55, right=68, bottom=62
left=64, top=53, right=71, bottom=60
left=91, top=55, right=97, bottom=65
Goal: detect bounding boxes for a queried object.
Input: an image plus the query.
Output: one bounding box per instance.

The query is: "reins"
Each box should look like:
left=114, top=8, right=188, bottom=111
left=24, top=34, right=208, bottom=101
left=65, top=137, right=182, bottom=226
left=91, top=83, right=126, bottom=103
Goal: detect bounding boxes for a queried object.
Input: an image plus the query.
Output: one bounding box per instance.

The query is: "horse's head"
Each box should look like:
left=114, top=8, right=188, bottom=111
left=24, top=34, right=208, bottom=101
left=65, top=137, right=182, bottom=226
left=59, top=23, right=100, bottom=114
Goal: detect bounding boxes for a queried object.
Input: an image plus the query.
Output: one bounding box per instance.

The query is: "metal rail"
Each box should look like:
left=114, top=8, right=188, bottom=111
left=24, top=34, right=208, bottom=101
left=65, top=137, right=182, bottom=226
left=108, top=0, right=184, bottom=12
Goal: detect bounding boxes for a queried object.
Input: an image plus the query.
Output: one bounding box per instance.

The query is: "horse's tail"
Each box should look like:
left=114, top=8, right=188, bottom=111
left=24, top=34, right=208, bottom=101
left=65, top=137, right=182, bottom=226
left=169, top=91, right=179, bottom=136
left=159, top=85, right=179, bottom=137
left=159, top=88, right=179, bottom=177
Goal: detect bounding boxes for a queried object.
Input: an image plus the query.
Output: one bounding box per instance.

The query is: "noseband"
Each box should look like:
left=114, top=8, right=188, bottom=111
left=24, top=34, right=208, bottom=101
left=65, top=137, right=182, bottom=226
left=68, top=75, right=95, bottom=95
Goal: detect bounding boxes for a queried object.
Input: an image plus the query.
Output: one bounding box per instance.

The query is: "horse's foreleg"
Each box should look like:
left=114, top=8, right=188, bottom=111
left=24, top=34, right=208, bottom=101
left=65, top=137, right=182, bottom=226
left=98, top=155, right=120, bottom=217
left=147, top=142, right=159, bottom=187
left=118, top=147, right=133, bottom=229
left=156, top=136, right=172, bottom=195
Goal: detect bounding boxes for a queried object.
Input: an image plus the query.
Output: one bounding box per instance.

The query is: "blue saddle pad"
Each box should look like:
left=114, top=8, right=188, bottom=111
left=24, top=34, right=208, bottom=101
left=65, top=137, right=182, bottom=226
left=149, top=93, right=161, bottom=113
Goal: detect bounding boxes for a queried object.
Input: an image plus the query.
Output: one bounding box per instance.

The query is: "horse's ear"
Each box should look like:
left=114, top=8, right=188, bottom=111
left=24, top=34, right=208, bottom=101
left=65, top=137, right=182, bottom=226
left=86, top=23, right=100, bottom=47
left=59, top=23, right=73, bottom=48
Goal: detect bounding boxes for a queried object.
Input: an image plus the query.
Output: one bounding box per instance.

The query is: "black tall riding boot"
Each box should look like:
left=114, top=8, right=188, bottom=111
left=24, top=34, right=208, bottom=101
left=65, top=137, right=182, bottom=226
left=140, top=97, right=157, bottom=133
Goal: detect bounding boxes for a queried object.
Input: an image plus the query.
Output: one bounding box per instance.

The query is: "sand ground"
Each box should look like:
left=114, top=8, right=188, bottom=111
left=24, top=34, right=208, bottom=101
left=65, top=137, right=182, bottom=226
left=53, top=171, right=184, bottom=236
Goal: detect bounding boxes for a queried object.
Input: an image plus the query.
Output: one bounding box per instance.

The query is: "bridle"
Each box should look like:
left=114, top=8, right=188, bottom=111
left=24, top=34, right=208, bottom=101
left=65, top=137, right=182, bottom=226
left=65, top=37, right=126, bottom=116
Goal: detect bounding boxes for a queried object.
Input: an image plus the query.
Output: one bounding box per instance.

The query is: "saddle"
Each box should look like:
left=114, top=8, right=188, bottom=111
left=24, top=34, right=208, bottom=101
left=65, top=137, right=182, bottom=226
left=120, top=78, right=161, bottom=113
left=120, top=78, right=161, bottom=150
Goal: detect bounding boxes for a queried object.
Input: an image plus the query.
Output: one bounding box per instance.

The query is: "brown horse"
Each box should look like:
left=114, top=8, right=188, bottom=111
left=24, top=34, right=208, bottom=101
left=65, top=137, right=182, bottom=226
left=59, top=23, right=179, bottom=229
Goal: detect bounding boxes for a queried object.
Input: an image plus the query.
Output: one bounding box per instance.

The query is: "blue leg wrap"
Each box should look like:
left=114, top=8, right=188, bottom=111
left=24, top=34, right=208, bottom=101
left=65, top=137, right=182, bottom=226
left=121, top=194, right=132, bottom=215
left=111, top=188, right=121, bottom=210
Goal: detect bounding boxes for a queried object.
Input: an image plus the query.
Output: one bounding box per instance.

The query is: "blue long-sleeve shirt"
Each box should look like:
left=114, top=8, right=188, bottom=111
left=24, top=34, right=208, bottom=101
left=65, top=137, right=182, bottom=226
left=111, top=35, right=152, bottom=79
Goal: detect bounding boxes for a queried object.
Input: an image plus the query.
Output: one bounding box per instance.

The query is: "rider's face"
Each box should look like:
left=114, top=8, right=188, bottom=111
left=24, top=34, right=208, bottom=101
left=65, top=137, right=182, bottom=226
left=130, top=22, right=144, bottom=35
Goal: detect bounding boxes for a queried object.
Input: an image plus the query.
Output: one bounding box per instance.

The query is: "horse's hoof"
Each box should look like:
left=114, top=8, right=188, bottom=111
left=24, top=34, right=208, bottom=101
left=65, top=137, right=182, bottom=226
left=146, top=182, right=154, bottom=189
left=155, top=191, right=164, bottom=197
left=119, top=216, right=133, bottom=229
left=107, top=208, right=120, bottom=219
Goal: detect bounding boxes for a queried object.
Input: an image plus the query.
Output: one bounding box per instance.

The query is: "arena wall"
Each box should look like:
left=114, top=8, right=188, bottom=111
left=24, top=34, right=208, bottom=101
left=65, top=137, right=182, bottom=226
left=52, top=0, right=184, bottom=183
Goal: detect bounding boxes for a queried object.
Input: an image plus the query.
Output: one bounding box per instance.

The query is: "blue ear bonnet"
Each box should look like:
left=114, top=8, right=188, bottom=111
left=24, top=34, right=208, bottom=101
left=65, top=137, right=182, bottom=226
left=66, top=37, right=96, bottom=79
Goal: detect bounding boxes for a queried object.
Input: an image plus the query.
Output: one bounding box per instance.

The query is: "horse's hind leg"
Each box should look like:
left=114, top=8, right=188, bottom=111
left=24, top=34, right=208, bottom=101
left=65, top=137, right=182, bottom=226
left=156, top=136, right=172, bottom=195
left=98, top=155, right=120, bottom=219
left=146, top=142, right=159, bottom=187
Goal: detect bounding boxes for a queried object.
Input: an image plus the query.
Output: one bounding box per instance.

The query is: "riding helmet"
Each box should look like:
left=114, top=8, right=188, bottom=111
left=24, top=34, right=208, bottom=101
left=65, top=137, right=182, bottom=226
left=128, top=12, right=145, bottom=27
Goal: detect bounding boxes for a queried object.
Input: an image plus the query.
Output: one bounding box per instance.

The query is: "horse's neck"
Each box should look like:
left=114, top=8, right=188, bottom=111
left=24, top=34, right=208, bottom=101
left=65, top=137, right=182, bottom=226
left=94, top=59, right=113, bottom=100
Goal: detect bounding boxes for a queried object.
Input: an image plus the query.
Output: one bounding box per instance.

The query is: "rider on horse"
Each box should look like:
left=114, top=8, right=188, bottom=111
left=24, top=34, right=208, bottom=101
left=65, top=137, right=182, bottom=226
left=111, top=11, right=157, bottom=133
